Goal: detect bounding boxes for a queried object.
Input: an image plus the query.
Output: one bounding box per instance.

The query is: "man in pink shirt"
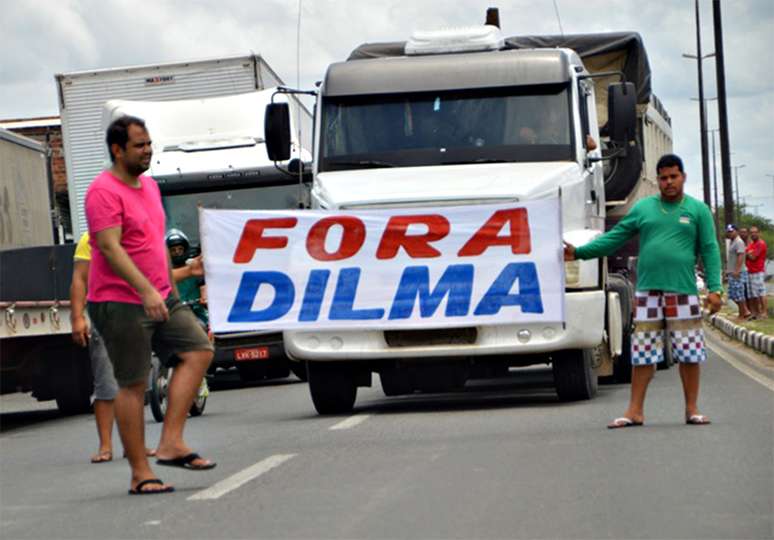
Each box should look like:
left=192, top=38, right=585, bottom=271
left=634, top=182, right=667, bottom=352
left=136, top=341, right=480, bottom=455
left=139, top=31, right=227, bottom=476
left=85, top=116, right=215, bottom=495
left=745, top=226, right=768, bottom=318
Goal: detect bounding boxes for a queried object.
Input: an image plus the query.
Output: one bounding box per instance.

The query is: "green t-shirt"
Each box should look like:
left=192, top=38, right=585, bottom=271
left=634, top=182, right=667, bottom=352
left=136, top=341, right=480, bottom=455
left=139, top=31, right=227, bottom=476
left=574, top=195, right=722, bottom=294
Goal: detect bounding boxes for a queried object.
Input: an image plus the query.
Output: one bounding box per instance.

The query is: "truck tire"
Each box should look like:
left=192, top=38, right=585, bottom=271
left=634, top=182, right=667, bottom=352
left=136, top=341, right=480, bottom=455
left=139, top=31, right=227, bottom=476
left=613, top=329, right=633, bottom=384
left=553, top=349, right=598, bottom=401
left=289, top=361, right=308, bottom=382
left=379, top=369, right=414, bottom=396
left=607, top=273, right=633, bottom=384
left=308, top=363, right=357, bottom=415
left=54, top=346, right=93, bottom=415
left=604, top=143, right=643, bottom=202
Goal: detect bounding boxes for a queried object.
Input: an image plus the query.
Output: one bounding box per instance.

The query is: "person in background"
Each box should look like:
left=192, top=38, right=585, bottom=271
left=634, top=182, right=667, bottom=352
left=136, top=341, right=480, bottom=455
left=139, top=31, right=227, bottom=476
left=85, top=115, right=214, bottom=495
left=725, top=224, right=752, bottom=321
left=71, top=231, right=205, bottom=463
left=745, top=225, right=768, bottom=318
left=564, top=154, right=722, bottom=428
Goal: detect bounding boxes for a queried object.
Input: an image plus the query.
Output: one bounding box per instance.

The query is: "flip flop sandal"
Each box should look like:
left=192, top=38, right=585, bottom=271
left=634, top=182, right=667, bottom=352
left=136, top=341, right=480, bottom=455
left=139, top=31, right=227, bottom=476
left=90, top=451, right=113, bottom=463
left=128, top=478, right=175, bottom=495
left=686, top=414, right=711, bottom=425
left=607, top=417, right=644, bottom=429
left=156, top=452, right=216, bottom=471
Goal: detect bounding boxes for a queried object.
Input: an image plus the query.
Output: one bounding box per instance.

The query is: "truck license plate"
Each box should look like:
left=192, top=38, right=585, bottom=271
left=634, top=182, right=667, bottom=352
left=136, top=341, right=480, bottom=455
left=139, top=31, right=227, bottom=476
left=234, top=347, right=269, bottom=361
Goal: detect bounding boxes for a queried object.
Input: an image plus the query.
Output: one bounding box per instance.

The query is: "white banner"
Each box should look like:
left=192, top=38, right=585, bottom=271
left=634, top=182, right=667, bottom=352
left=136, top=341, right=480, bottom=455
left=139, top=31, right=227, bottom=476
left=201, top=200, right=564, bottom=333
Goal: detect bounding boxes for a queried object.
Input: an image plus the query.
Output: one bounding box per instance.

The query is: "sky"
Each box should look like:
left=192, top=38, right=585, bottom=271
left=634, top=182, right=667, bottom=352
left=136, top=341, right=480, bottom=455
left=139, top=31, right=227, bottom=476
left=2, top=0, right=772, bottom=221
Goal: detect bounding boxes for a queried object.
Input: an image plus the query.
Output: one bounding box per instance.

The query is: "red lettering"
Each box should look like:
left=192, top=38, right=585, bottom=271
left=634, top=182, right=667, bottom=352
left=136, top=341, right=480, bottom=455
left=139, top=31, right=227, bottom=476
left=376, top=214, right=450, bottom=259
left=306, top=216, right=366, bottom=261
left=457, top=208, right=531, bottom=256
left=232, top=218, right=297, bottom=263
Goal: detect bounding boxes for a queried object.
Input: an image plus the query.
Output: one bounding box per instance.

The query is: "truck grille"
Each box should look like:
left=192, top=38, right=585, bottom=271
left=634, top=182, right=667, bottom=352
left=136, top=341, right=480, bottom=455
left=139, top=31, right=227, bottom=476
left=384, top=327, right=478, bottom=348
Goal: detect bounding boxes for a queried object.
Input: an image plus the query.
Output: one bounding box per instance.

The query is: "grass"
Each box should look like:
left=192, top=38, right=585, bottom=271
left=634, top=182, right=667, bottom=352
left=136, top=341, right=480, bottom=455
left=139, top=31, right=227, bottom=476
left=717, top=294, right=773, bottom=336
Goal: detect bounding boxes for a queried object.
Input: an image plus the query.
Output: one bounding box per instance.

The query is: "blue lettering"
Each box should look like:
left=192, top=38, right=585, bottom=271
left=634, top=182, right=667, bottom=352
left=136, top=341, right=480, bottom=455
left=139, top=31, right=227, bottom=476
left=474, top=262, right=543, bottom=315
left=389, top=264, right=473, bottom=319
left=329, top=267, right=385, bottom=320
left=299, top=269, right=330, bottom=322
left=228, top=271, right=295, bottom=322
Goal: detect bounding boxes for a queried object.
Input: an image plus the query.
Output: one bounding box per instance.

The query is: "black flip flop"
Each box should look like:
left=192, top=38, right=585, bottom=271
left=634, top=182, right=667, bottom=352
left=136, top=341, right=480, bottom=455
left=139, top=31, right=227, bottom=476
left=128, top=478, right=175, bottom=495
left=156, top=452, right=216, bottom=471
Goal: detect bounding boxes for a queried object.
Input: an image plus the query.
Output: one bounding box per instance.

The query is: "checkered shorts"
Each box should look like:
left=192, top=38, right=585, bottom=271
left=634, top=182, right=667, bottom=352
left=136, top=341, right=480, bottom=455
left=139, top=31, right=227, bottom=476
left=631, top=291, right=706, bottom=365
left=747, top=272, right=766, bottom=298
left=727, top=272, right=747, bottom=302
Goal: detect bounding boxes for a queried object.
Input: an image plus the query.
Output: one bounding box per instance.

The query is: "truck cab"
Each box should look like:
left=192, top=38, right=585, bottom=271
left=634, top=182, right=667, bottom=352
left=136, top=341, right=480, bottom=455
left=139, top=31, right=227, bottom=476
left=266, top=26, right=647, bottom=413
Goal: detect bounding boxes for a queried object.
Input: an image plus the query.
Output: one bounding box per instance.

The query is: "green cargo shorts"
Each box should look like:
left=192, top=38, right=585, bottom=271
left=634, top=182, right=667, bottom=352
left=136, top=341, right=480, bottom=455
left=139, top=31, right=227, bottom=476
left=88, top=296, right=213, bottom=388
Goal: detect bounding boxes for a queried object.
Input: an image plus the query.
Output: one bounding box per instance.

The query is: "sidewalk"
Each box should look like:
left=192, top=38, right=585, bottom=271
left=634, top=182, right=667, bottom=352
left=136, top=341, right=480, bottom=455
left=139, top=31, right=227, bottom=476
left=703, top=308, right=774, bottom=357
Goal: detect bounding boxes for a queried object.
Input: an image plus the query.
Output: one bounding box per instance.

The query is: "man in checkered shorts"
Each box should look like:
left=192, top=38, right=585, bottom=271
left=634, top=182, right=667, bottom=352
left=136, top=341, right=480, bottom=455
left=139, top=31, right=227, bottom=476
left=565, top=154, right=723, bottom=428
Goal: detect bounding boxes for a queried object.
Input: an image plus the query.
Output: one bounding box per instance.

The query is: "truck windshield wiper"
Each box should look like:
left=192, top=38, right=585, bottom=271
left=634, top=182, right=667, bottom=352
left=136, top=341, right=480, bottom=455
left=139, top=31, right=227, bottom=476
left=327, top=159, right=397, bottom=169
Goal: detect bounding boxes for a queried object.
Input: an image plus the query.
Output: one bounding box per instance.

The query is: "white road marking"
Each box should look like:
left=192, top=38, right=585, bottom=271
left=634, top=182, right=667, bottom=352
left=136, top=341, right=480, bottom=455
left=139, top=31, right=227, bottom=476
left=143, top=520, right=161, bottom=526
left=706, top=336, right=774, bottom=392
left=188, top=454, right=296, bottom=501
left=329, top=414, right=371, bottom=431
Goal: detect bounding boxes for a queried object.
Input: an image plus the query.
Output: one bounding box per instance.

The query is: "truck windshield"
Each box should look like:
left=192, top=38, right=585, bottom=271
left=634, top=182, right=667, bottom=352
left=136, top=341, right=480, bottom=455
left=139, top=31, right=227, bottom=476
left=161, top=184, right=302, bottom=246
left=320, top=84, right=574, bottom=171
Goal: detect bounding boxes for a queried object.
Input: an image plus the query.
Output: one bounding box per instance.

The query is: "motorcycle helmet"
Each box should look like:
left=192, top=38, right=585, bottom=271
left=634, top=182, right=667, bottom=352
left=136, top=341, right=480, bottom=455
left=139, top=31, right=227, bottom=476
left=165, top=228, right=190, bottom=267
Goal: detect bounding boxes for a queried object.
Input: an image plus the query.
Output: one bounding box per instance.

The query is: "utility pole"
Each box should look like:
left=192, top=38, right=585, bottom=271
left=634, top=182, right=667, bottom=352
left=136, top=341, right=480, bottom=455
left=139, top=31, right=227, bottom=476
left=713, top=0, right=734, bottom=227
left=708, top=128, right=721, bottom=235
left=683, top=0, right=714, bottom=206
left=732, top=164, right=746, bottom=224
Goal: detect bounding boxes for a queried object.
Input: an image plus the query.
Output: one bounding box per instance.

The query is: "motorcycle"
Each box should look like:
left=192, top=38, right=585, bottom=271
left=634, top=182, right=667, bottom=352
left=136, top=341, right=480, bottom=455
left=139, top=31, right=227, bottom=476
left=149, top=299, right=211, bottom=423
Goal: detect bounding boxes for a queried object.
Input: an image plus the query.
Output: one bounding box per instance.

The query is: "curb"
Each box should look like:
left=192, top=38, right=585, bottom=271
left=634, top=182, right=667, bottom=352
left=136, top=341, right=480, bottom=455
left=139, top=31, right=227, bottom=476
left=702, top=309, right=774, bottom=358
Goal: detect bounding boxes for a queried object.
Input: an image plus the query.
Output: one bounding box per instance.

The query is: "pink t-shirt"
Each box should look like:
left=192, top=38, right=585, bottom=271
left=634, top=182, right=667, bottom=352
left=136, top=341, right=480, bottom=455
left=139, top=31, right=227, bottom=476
left=85, top=170, right=172, bottom=304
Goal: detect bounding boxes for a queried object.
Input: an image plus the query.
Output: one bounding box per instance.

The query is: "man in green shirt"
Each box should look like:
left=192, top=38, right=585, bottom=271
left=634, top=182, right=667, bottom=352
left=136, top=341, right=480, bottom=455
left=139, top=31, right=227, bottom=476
left=564, top=154, right=722, bottom=428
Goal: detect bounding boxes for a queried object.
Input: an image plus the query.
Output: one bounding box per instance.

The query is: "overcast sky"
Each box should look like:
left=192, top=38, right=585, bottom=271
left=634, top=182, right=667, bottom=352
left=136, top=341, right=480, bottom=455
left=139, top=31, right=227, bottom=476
left=2, top=0, right=772, bottom=220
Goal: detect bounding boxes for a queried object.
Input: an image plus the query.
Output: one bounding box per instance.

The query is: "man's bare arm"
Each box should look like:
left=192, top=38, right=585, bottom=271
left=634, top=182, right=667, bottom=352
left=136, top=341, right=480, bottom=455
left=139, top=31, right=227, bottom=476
left=69, top=260, right=90, bottom=347
left=94, top=226, right=168, bottom=321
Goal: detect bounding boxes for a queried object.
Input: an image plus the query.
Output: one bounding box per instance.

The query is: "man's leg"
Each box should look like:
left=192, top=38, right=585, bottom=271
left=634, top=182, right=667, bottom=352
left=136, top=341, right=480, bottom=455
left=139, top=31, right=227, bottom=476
left=153, top=299, right=215, bottom=466
left=92, top=399, right=114, bottom=461
left=620, top=365, right=656, bottom=423
left=114, top=380, right=173, bottom=491
left=679, top=363, right=702, bottom=417
left=89, top=329, right=118, bottom=462
left=610, top=291, right=663, bottom=427
left=156, top=350, right=213, bottom=464
left=667, top=295, right=709, bottom=424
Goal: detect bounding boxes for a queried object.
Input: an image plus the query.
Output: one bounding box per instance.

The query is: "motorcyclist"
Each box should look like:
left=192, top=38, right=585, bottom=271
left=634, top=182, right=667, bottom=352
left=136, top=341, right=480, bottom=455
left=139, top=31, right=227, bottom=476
left=165, top=229, right=207, bottom=321
left=165, top=228, right=210, bottom=403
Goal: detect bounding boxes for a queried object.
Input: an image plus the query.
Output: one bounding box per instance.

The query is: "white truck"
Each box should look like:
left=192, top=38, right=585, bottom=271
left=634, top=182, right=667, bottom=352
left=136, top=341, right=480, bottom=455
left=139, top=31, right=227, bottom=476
left=101, top=89, right=312, bottom=381
left=264, top=24, right=672, bottom=414
left=0, top=128, right=92, bottom=413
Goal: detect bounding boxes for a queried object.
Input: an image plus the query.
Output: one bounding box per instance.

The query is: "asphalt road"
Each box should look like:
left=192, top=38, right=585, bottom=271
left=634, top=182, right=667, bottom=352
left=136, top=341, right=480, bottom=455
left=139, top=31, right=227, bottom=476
left=1, top=330, right=772, bottom=540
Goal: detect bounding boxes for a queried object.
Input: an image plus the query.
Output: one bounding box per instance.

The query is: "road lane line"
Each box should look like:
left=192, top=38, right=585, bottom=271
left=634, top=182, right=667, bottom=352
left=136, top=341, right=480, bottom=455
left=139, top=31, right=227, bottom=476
left=188, top=454, right=296, bottom=501
left=705, top=336, right=774, bottom=393
left=329, top=414, right=370, bottom=431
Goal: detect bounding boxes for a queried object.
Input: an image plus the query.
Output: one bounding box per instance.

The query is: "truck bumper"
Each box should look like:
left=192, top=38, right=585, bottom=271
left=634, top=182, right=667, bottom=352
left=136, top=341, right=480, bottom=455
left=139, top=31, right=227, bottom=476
left=284, top=290, right=605, bottom=361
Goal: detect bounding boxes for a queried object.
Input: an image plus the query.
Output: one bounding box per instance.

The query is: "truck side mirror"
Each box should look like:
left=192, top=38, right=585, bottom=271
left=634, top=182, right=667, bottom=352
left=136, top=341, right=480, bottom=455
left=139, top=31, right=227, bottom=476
left=607, top=82, right=636, bottom=144
left=265, top=102, right=291, bottom=162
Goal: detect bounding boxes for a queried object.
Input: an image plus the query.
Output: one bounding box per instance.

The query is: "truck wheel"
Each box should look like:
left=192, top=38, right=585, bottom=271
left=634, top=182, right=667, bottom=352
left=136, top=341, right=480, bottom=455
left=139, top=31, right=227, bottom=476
left=379, top=369, right=414, bottom=396
left=612, top=329, right=633, bottom=384
left=54, top=346, right=93, bottom=415
left=553, top=348, right=598, bottom=401
left=150, top=361, right=170, bottom=423
left=289, top=361, right=308, bottom=382
left=308, top=363, right=357, bottom=415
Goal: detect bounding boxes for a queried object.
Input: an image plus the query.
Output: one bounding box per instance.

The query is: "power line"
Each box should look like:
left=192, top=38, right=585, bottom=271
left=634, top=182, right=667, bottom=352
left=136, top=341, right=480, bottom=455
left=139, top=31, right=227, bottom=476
left=552, top=0, right=564, bottom=36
